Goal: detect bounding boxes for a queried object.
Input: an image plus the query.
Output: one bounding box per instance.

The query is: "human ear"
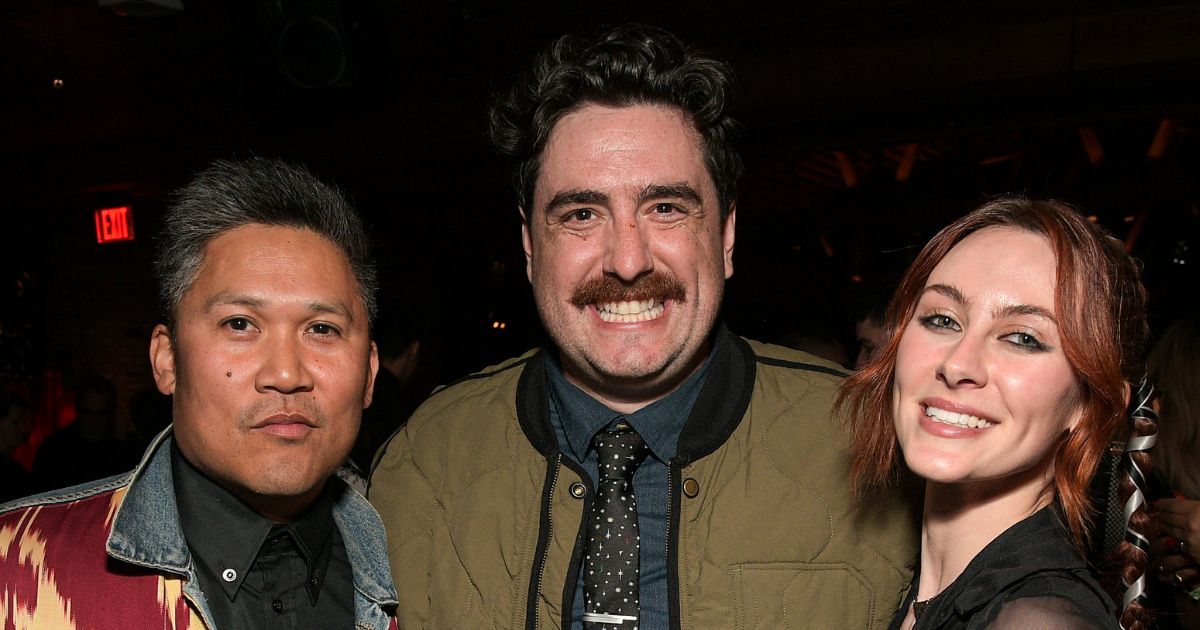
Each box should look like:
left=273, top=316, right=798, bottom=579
left=520, top=207, right=533, bottom=283
left=149, top=324, right=177, bottom=395
left=363, top=341, right=380, bottom=409
left=722, top=205, right=736, bottom=279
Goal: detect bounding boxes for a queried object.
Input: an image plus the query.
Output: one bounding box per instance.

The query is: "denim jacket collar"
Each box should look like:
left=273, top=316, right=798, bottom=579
left=105, top=427, right=398, bottom=629
left=332, top=476, right=399, bottom=607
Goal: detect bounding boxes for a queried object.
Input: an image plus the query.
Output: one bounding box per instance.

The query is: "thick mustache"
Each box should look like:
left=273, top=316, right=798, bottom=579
left=569, top=272, right=686, bottom=308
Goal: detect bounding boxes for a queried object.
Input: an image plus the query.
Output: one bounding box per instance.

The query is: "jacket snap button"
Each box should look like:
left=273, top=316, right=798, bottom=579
left=569, top=482, right=587, bottom=499
left=682, top=478, right=700, bottom=498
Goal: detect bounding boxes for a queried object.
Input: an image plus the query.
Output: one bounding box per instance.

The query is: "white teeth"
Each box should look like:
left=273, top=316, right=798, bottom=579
left=925, top=406, right=992, bottom=429
left=596, top=299, right=665, bottom=323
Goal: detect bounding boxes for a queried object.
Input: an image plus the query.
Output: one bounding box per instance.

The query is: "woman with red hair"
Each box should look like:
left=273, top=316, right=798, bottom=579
left=839, top=197, right=1155, bottom=629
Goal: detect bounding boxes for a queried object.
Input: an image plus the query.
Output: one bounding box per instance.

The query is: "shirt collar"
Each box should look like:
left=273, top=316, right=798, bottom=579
left=545, top=346, right=714, bottom=464
left=171, top=443, right=341, bottom=604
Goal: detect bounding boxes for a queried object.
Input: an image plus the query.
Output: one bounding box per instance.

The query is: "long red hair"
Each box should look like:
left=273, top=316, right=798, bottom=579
left=838, top=197, right=1149, bottom=550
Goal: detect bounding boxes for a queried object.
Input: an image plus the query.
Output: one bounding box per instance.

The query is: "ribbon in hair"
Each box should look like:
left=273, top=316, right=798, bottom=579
left=1120, top=376, right=1157, bottom=626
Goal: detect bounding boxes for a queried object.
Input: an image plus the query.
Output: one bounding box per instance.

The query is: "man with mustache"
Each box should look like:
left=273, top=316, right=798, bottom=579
left=0, top=158, right=398, bottom=629
left=370, top=25, right=917, bottom=630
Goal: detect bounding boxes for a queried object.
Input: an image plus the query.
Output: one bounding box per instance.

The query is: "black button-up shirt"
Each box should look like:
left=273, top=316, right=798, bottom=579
left=172, top=445, right=355, bottom=629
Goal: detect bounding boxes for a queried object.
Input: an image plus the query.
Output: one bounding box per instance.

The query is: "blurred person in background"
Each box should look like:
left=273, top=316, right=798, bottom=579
left=1148, top=316, right=1200, bottom=628
left=340, top=307, right=440, bottom=494
left=851, top=277, right=895, bottom=371
left=31, top=373, right=141, bottom=491
left=776, top=314, right=851, bottom=368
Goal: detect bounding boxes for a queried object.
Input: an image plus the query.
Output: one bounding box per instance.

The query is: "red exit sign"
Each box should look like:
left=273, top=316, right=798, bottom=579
left=94, top=206, right=134, bottom=243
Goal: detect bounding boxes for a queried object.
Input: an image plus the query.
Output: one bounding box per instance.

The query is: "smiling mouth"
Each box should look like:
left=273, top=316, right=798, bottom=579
left=569, top=272, right=686, bottom=323
left=925, top=405, right=993, bottom=429
left=595, top=298, right=667, bottom=323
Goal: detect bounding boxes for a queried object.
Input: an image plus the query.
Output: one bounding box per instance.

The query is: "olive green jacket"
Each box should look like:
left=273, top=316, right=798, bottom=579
left=370, top=330, right=917, bottom=629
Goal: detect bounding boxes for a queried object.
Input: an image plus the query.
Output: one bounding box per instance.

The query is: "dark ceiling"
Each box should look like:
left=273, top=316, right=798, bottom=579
left=3, top=0, right=1199, bottom=377
left=6, top=0, right=1200, bottom=193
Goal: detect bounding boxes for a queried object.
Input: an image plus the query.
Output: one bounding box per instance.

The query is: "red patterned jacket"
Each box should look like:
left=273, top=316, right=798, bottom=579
left=0, top=430, right=399, bottom=629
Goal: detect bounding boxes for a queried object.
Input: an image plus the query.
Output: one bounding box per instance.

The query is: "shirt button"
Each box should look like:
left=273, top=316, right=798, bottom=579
left=272, top=599, right=283, bottom=614
left=569, top=482, right=587, bottom=499
left=221, top=568, right=237, bottom=582
left=311, top=576, right=319, bottom=588
left=682, top=478, right=700, bottom=498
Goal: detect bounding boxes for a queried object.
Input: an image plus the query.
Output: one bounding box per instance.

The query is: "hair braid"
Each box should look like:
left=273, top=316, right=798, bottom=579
left=1116, top=376, right=1158, bottom=629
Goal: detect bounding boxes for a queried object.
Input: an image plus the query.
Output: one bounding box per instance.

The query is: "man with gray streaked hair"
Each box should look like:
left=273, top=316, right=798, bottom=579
left=0, top=157, right=399, bottom=630
left=156, top=157, right=379, bottom=328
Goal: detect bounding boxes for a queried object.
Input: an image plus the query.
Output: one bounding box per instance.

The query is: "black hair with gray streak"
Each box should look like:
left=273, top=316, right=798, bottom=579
left=155, top=157, right=377, bottom=327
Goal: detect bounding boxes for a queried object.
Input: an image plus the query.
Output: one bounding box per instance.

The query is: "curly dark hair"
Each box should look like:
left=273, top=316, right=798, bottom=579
left=488, top=24, right=742, bottom=218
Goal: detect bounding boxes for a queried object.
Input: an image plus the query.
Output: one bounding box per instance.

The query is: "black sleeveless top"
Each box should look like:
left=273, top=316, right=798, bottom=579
left=890, top=505, right=1118, bottom=630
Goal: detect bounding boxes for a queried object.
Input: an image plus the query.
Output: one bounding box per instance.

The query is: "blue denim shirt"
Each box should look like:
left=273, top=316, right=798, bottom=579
left=5, top=428, right=398, bottom=630
left=545, top=352, right=711, bottom=630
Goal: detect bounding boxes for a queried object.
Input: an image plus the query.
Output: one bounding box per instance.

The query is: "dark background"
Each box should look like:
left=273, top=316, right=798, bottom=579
left=3, top=0, right=1198, bottom=429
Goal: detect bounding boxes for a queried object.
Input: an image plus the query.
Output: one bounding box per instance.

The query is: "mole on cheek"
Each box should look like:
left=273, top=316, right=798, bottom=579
left=226, top=372, right=232, bottom=378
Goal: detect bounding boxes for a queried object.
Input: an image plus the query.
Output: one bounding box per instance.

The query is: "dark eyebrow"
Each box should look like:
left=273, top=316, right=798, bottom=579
left=308, top=300, right=354, bottom=322
left=541, top=183, right=704, bottom=216
left=206, top=292, right=355, bottom=323
left=924, top=284, right=1056, bottom=323
left=924, top=283, right=967, bottom=306
left=994, top=303, right=1057, bottom=324
left=543, top=189, right=609, bottom=215
left=639, top=182, right=702, bottom=206
left=206, top=292, right=266, bottom=312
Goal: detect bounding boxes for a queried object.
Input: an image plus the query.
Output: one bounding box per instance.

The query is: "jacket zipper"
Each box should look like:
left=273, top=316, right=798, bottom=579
left=666, top=461, right=685, bottom=630
left=533, top=453, right=561, bottom=630
left=666, top=460, right=673, bottom=558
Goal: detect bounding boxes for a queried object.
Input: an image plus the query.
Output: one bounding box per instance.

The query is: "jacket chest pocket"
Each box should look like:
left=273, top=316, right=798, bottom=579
left=730, top=562, right=875, bottom=630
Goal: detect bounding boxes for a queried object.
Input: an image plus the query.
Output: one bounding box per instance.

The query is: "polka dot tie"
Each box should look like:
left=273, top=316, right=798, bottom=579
left=582, top=421, right=649, bottom=629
